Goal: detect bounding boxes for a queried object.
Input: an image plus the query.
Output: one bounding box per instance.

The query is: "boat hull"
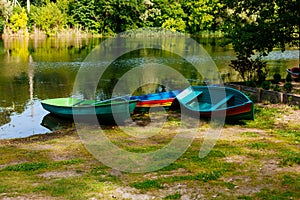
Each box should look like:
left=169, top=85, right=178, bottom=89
left=286, top=67, right=300, bottom=79
left=173, top=86, right=254, bottom=121
left=41, top=98, right=138, bottom=124
left=130, top=90, right=182, bottom=112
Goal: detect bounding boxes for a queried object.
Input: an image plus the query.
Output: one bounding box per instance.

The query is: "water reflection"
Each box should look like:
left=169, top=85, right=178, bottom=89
left=41, top=114, right=73, bottom=131
left=0, top=100, right=50, bottom=139
left=0, top=37, right=101, bottom=139
left=0, top=36, right=298, bottom=139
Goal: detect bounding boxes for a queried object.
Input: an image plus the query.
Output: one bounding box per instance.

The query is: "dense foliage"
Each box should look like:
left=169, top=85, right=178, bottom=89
left=221, top=0, right=299, bottom=82
left=0, top=0, right=225, bottom=36
left=0, top=0, right=298, bottom=81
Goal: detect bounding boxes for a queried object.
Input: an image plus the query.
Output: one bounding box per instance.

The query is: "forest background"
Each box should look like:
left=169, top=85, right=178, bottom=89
left=0, top=0, right=298, bottom=83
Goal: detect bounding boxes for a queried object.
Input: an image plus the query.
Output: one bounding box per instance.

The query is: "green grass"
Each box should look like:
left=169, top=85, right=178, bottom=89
left=0, top=104, right=299, bottom=199
left=131, top=180, right=163, bottom=190
left=281, top=174, right=300, bottom=186
left=237, top=195, right=253, bottom=200
left=275, top=129, right=300, bottom=143
left=0, top=146, right=49, bottom=164
left=160, top=163, right=186, bottom=171
left=163, top=192, right=181, bottom=200
left=3, top=162, right=49, bottom=171
left=248, top=142, right=270, bottom=150
left=255, top=188, right=300, bottom=200
left=131, top=170, right=224, bottom=190
left=240, top=132, right=260, bottom=137
left=245, top=106, right=280, bottom=129
left=2, top=159, right=84, bottom=172
left=280, top=156, right=300, bottom=166
left=34, top=178, right=89, bottom=198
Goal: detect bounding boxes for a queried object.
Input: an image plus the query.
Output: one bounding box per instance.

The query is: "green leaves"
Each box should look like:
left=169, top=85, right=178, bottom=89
left=221, top=0, right=299, bottom=81
left=2, top=0, right=298, bottom=40
left=30, top=2, right=68, bottom=36
left=162, top=18, right=186, bottom=32
left=183, top=0, right=223, bottom=33
left=8, top=8, right=28, bottom=33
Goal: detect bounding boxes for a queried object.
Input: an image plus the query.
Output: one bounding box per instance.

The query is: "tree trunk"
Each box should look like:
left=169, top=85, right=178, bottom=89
left=27, top=0, right=30, bottom=13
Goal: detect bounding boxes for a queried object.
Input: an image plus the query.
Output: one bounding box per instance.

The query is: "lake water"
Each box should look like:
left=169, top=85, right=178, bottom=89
left=0, top=37, right=299, bottom=139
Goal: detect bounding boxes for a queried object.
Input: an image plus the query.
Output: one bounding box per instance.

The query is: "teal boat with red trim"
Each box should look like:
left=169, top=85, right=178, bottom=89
left=41, top=97, right=138, bottom=124
left=173, top=86, right=254, bottom=121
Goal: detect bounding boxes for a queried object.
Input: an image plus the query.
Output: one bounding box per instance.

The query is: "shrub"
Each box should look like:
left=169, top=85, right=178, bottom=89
left=273, top=84, right=281, bottom=92
left=230, top=55, right=268, bottom=83
left=261, top=81, right=270, bottom=90
left=273, top=73, right=281, bottom=84
left=162, top=18, right=186, bottom=32
left=8, top=8, right=28, bottom=34
left=286, top=73, right=292, bottom=82
left=246, top=80, right=256, bottom=87
left=30, top=3, right=67, bottom=36
left=284, top=82, right=293, bottom=93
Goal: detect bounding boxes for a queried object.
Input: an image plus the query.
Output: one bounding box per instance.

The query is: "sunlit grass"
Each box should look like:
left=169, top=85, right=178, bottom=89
left=0, top=104, right=299, bottom=199
left=244, top=105, right=280, bottom=129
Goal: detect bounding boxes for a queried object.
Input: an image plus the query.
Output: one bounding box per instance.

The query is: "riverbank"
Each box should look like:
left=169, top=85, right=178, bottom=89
left=0, top=104, right=299, bottom=199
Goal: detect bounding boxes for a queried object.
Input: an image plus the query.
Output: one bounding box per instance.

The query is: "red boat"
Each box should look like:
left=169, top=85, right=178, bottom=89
left=286, top=67, right=300, bottom=79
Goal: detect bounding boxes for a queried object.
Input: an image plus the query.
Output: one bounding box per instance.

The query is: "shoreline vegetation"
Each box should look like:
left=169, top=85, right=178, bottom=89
left=1, top=27, right=224, bottom=39
left=0, top=0, right=226, bottom=39
left=2, top=27, right=101, bottom=39
left=0, top=103, right=299, bottom=199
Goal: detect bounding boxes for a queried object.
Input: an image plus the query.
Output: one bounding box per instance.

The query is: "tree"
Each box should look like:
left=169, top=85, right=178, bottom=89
left=139, top=0, right=161, bottom=27
left=103, top=0, right=145, bottom=33
left=0, top=0, right=13, bottom=22
left=27, top=0, right=30, bottom=12
left=30, top=2, right=68, bottom=35
left=159, top=1, right=186, bottom=31
left=69, top=0, right=103, bottom=34
left=160, top=2, right=186, bottom=32
left=70, top=0, right=145, bottom=35
left=182, top=0, right=223, bottom=34
left=221, top=0, right=299, bottom=81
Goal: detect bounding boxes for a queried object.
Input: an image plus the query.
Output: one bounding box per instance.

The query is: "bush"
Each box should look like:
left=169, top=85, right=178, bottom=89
left=162, top=18, right=186, bottom=32
left=261, top=81, right=270, bottom=90
left=286, top=73, right=292, bottom=82
left=273, top=73, right=281, bottom=84
left=272, top=84, right=281, bottom=92
left=8, top=8, right=28, bottom=34
left=230, top=55, right=268, bottom=83
left=245, top=80, right=256, bottom=87
left=284, top=82, right=293, bottom=93
left=30, top=3, right=67, bottom=36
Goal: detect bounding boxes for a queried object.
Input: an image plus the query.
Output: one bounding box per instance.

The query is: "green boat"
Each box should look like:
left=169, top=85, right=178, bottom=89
left=173, top=86, right=254, bottom=121
left=41, top=97, right=138, bottom=124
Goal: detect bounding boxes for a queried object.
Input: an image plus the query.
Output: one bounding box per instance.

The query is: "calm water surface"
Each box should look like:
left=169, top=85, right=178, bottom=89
left=0, top=37, right=298, bottom=139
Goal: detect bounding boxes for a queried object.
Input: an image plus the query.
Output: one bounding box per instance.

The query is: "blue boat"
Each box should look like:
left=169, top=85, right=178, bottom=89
left=130, top=90, right=183, bottom=112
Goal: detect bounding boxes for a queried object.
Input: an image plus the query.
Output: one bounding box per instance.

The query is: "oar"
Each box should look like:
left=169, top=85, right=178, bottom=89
left=92, top=95, right=130, bottom=105
left=71, top=99, right=85, bottom=106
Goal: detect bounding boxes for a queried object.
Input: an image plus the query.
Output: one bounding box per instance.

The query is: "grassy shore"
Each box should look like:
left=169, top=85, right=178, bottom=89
left=0, top=104, right=299, bottom=200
